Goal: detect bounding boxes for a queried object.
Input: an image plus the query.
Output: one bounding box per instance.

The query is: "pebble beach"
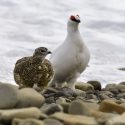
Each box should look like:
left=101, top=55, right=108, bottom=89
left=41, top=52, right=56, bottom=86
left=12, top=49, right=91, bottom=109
left=0, top=0, right=125, bottom=124
left=1, top=81, right=125, bottom=125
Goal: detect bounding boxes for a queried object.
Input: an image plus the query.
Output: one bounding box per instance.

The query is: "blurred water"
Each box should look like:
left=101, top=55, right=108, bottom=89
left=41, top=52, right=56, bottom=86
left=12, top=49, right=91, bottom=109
left=0, top=0, right=125, bottom=86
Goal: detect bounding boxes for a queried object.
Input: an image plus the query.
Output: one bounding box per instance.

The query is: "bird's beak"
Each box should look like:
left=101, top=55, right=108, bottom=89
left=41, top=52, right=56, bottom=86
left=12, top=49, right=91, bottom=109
left=47, top=51, right=52, bottom=54
left=76, top=19, right=81, bottom=23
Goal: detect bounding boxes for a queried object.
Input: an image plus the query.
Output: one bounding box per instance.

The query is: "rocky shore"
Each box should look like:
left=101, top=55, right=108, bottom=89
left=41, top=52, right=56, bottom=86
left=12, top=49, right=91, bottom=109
left=0, top=81, right=125, bottom=125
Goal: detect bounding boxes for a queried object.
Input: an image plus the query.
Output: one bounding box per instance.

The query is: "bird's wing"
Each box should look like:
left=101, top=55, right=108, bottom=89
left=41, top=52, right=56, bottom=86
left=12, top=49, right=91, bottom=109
left=15, top=57, right=30, bottom=65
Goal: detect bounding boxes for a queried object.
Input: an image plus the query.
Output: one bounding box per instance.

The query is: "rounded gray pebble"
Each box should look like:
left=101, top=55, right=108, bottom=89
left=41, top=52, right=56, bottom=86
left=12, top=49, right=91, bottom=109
left=0, top=83, right=19, bottom=109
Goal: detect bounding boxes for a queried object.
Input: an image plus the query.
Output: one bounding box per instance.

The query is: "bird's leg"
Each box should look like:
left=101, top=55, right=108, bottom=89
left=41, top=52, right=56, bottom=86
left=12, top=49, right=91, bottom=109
left=66, top=73, right=80, bottom=90
left=65, top=82, right=76, bottom=90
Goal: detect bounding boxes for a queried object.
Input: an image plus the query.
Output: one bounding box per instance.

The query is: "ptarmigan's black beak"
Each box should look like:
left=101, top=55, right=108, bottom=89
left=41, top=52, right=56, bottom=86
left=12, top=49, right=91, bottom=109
left=72, top=18, right=81, bottom=23
left=47, top=51, right=52, bottom=54
left=76, top=19, right=81, bottom=23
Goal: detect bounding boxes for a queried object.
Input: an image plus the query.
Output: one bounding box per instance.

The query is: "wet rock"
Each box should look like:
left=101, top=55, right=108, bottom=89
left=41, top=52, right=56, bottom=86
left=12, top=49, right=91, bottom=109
left=51, top=112, right=98, bottom=125
left=40, top=103, right=63, bottom=115
left=75, top=82, right=94, bottom=91
left=44, top=118, right=63, bottom=125
left=106, top=112, right=125, bottom=125
left=0, top=83, right=19, bottom=109
left=87, top=80, right=102, bottom=91
left=99, top=99, right=125, bottom=114
left=12, top=118, right=44, bottom=125
left=69, top=99, right=99, bottom=116
left=16, top=88, right=45, bottom=108
left=0, top=107, right=42, bottom=123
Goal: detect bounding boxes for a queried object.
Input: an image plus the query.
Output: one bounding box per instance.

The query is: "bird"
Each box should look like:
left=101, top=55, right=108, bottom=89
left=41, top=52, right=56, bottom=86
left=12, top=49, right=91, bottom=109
left=14, top=47, right=54, bottom=89
left=49, top=14, right=90, bottom=89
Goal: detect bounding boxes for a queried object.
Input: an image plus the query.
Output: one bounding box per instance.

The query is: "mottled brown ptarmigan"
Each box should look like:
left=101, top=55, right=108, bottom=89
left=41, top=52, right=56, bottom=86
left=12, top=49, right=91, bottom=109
left=49, top=15, right=90, bottom=89
left=14, top=47, right=54, bottom=89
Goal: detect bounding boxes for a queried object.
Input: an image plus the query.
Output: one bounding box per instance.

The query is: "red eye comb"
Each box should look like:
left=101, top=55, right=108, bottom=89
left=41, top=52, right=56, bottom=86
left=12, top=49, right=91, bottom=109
left=70, top=15, right=75, bottom=20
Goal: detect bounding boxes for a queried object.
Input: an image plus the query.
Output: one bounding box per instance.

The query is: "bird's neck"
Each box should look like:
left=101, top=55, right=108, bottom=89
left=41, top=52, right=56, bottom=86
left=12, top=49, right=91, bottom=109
left=32, top=55, right=45, bottom=63
left=67, top=22, right=79, bottom=35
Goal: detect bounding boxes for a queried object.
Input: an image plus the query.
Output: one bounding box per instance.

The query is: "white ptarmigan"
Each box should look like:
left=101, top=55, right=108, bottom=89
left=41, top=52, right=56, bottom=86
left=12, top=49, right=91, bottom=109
left=49, top=15, right=90, bottom=89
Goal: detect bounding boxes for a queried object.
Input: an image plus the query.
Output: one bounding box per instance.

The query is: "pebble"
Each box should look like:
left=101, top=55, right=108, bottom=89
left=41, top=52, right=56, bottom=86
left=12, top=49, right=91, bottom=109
left=51, top=112, right=98, bottom=125
left=75, top=82, right=94, bottom=91
left=99, top=99, right=125, bottom=114
left=0, top=83, right=19, bottom=109
left=40, top=103, right=63, bottom=115
left=12, top=118, right=44, bottom=125
left=1, top=79, right=125, bottom=125
left=87, top=80, right=102, bottom=91
left=69, top=99, right=99, bottom=115
left=16, top=88, right=45, bottom=108
left=43, top=118, right=63, bottom=125
left=106, top=112, right=125, bottom=125
left=104, top=84, right=119, bottom=94
left=91, top=111, right=118, bottom=124
left=0, top=107, right=42, bottom=123
left=119, top=81, right=125, bottom=85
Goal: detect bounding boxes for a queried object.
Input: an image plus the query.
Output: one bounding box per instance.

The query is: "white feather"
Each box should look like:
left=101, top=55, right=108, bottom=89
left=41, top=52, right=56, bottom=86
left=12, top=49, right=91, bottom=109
left=50, top=15, right=90, bottom=88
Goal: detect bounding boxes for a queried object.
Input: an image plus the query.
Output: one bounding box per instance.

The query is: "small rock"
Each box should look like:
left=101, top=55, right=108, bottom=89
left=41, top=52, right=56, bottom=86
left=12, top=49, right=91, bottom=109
left=106, top=112, right=125, bottom=125
left=91, top=111, right=118, bottom=124
left=99, top=93, right=111, bottom=100
left=98, top=91, right=114, bottom=100
left=99, top=99, right=125, bottom=114
left=120, top=98, right=125, bottom=103
left=75, top=89, right=86, bottom=97
left=118, top=67, right=125, bottom=71
left=0, top=107, right=42, bottom=123
left=117, top=93, right=125, bottom=98
left=56, top=98, right=70, bottom=113
left=55, top=87, right=77, bottom=98
left=44, top=118, right=63, bottom=125
left=40, top=103, right=63, bottom=115
left=86, top=94, right=97, bottom=100
left=56, top=97, right=67, bottom=104
left=51, top=112, right=98, bottom=125
left=69, top=99, right=99, bottom=116
left=117, top=84, right=125, bottom=93
left=119, top=81, right=125, bottom=85
left=87, top=80, right=101, bottom=91
left=45, top=96, right=55, bottom=104
left=16, top=88, right=45, bottom=108
left=104, top=84, right=119, bottom=94
left=0, top=83, right=19, bottom=109
left=12, top=118, right=44, bottom=125
left=75, top=82, right=94, bottom=91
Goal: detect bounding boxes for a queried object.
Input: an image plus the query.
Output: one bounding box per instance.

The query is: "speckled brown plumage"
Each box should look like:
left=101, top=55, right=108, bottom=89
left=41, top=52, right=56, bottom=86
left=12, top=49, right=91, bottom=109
left=14, top=47, right=54, bottom=89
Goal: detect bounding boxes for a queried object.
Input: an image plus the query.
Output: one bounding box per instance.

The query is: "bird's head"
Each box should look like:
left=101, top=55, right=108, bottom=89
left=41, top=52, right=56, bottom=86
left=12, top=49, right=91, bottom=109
left=69, top=15, right=81, bottom=24
left=67, top=15, right=81, bottom=32
left=33, top=47, right=51, bottom=58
